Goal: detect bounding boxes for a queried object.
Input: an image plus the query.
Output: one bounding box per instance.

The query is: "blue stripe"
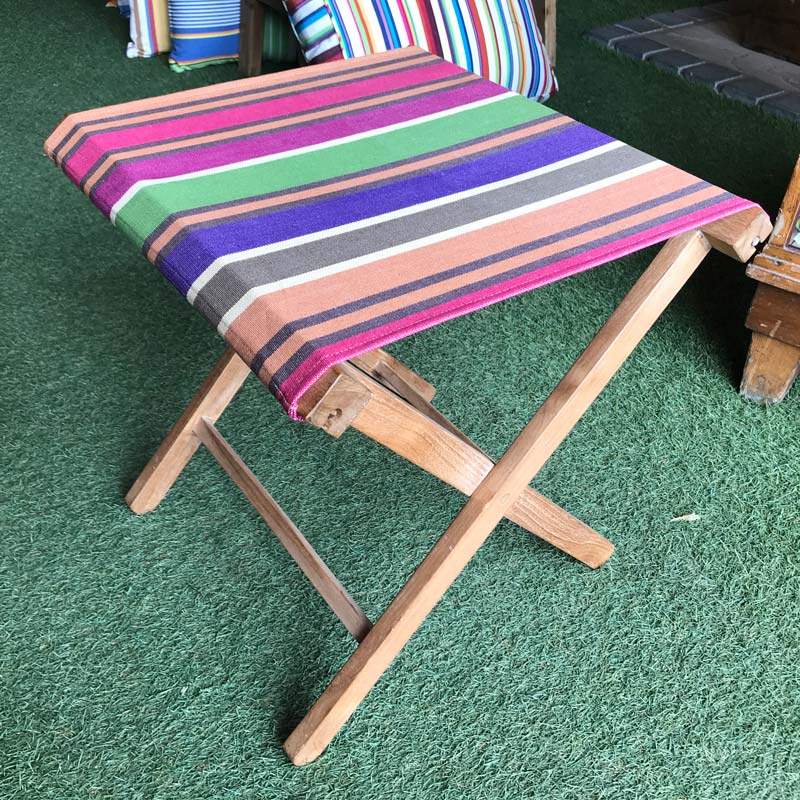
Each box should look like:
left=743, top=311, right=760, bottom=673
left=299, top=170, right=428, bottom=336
left=449, top=1, right=474, bottom=73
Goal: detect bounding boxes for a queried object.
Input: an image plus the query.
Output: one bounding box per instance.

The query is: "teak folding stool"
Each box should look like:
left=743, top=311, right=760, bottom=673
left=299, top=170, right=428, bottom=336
left=46, top=49, right=771, bottom=764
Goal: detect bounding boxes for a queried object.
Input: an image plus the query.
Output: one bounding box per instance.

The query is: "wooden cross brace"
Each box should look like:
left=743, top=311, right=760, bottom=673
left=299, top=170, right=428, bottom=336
left=125, top=208, right=770, bottom=764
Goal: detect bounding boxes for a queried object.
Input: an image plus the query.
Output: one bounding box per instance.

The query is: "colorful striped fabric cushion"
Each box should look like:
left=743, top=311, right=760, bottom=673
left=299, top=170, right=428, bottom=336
left=167, top=0, right=296, bottom=71
left=285, top=0, right=557, bottom=99
left=126, top=0, right=171, bottom=58
left=284, top=0, right=342, bottom=63
left=168, top=0, right=240, bottom=71
left=46, top=49, right=756, bottom=419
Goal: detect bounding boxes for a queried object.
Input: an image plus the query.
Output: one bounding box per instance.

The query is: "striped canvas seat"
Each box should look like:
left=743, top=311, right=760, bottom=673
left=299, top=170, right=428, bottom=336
left=46, top=48, right=756, bottom=419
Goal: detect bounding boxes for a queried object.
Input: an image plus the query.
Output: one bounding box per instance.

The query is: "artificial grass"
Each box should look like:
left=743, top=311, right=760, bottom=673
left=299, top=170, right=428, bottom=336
left=2, top=1, right=799, bottom=797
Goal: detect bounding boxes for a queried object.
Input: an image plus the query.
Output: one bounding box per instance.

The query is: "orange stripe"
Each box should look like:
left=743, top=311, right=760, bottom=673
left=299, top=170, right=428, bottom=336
left=51, top=51, right=438, bottom=167
left=221, top=168, right=713, bottom=372
left=253, top=181, right=726, bottom=378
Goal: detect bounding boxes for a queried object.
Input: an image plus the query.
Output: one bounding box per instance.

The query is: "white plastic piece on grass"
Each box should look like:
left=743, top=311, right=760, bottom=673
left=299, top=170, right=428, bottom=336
left=670, top=513, right=700, bottom=523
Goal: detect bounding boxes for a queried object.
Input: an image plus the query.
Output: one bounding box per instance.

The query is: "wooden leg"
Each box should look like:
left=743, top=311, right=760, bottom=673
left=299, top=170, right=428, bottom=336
left=302, top=362, right=614, bottom=569
left=196, top=417, right=372, bottom=641
left=741, top=332, right=800, bottom=403
left=284, top=230, right=712, bottom=765
left=741, top=282, right=800, bottom=403
left=239, top=0, right=266, bottom=77
left=126, top=348, right=251, bottom=513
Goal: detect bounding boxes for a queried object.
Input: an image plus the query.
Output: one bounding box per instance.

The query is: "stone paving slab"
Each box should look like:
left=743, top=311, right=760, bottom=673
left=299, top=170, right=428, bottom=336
left=584, top=2, right=800, bottom=123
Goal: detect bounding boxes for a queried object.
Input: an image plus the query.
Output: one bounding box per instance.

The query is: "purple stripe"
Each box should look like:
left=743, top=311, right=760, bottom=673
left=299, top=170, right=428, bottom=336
left=161, top=124, right=612, bottom=293
left=148, top=117, right=572, bottom=257
left=51, top=51, right=434, bottom=163
left=91, top=80, right=507, bottom=214
left=77, top=64, right=468, bottom=191
left=57, top=53, right=438, bottom=168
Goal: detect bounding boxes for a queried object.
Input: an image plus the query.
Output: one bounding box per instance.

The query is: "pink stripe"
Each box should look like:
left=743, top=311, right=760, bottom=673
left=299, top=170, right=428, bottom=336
left=91, top=79, right=506, bottom=214
left=67, top=60, right=462, bottom=179
left=274, top=197, right=757, bottom=419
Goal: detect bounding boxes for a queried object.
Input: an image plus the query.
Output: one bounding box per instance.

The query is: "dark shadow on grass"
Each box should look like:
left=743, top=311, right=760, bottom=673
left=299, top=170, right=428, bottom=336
left=671, top=249, right=758, bottom=390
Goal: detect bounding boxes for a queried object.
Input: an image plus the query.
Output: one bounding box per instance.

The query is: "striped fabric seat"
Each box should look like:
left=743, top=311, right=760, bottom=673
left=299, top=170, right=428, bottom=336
left=46, top=48, right=756, bottom=419
left=284, top=0, right=556, bottom=100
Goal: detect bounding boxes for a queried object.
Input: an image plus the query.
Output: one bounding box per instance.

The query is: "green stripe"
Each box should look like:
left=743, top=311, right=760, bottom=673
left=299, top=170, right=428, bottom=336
left=117, top=94, right=554, bottom=246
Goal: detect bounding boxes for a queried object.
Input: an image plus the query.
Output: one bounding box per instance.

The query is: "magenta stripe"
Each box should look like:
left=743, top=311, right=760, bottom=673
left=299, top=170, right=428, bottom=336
left=66, top=60, right=461, bottom=179
left=273, top=196, right=755, bottom=419
left=91, top=79, right=507, bottom=214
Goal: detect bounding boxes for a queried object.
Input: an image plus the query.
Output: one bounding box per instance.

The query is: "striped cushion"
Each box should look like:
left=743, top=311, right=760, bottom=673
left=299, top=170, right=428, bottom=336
left=285, top=0, right=557, bottom=100
left=168, top=0, right=240, bottom=71
left=285, top=0, right=342, bottom=63
left=126, top=0, right=171, bottom=58
left=167, top=0, right=296, bottom=71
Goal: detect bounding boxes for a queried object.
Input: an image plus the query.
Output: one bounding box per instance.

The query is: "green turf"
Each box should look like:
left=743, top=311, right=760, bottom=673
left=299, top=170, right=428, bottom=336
left=2, top=2, right=800, bottom=797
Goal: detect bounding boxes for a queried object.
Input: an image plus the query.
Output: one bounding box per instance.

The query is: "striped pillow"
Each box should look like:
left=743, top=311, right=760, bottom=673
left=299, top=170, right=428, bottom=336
left=168, top=0, right=240, bottom=71
left=284, top=0, right=341, bottom=63
left=126, top=0, right=171, bottom=58
left=284, top=0, right=557, bottom=100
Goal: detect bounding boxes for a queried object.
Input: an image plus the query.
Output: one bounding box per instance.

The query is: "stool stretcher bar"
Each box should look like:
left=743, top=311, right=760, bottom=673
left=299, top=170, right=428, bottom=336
left=125, top=208, right=772, bottom=765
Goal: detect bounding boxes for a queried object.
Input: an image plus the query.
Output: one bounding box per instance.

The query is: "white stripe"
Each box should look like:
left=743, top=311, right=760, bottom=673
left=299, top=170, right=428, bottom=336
left=187, top=140, right=625, bottom=302
left=109, top=93, right=511, bottom=222
left=292, top=1, right=322, bottom=23
left=216, top=157, right=664, bottom=335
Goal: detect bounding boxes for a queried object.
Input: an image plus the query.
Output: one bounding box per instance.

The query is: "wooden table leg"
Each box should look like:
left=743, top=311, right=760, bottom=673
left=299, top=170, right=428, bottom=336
left=302, top=362, right=615, bottom=568
left=283, top=230, right=713, bottom=765
left=741, top=332, right=800, bottom=403
left=741, top=282, right=800, bottom=403
left=196, top=417, right=372, bottom=641
left=239, top=0, right=266, bottom=77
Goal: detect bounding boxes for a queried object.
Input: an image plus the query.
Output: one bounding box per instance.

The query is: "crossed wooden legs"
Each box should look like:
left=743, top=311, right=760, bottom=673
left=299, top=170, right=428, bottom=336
left=125, top=210, right=770, bottom=764
left=284, top=229, right=715, bottom=763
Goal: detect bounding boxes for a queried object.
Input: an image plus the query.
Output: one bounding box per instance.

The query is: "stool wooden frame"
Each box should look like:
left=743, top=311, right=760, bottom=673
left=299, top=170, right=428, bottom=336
left=126, top=207, right=770, bottom=764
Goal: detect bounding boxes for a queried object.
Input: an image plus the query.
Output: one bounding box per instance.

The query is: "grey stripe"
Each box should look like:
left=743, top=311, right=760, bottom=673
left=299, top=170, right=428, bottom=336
left=194, top=144, right=655, bottom=327
left=248, top=181, right=713, bottom=375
